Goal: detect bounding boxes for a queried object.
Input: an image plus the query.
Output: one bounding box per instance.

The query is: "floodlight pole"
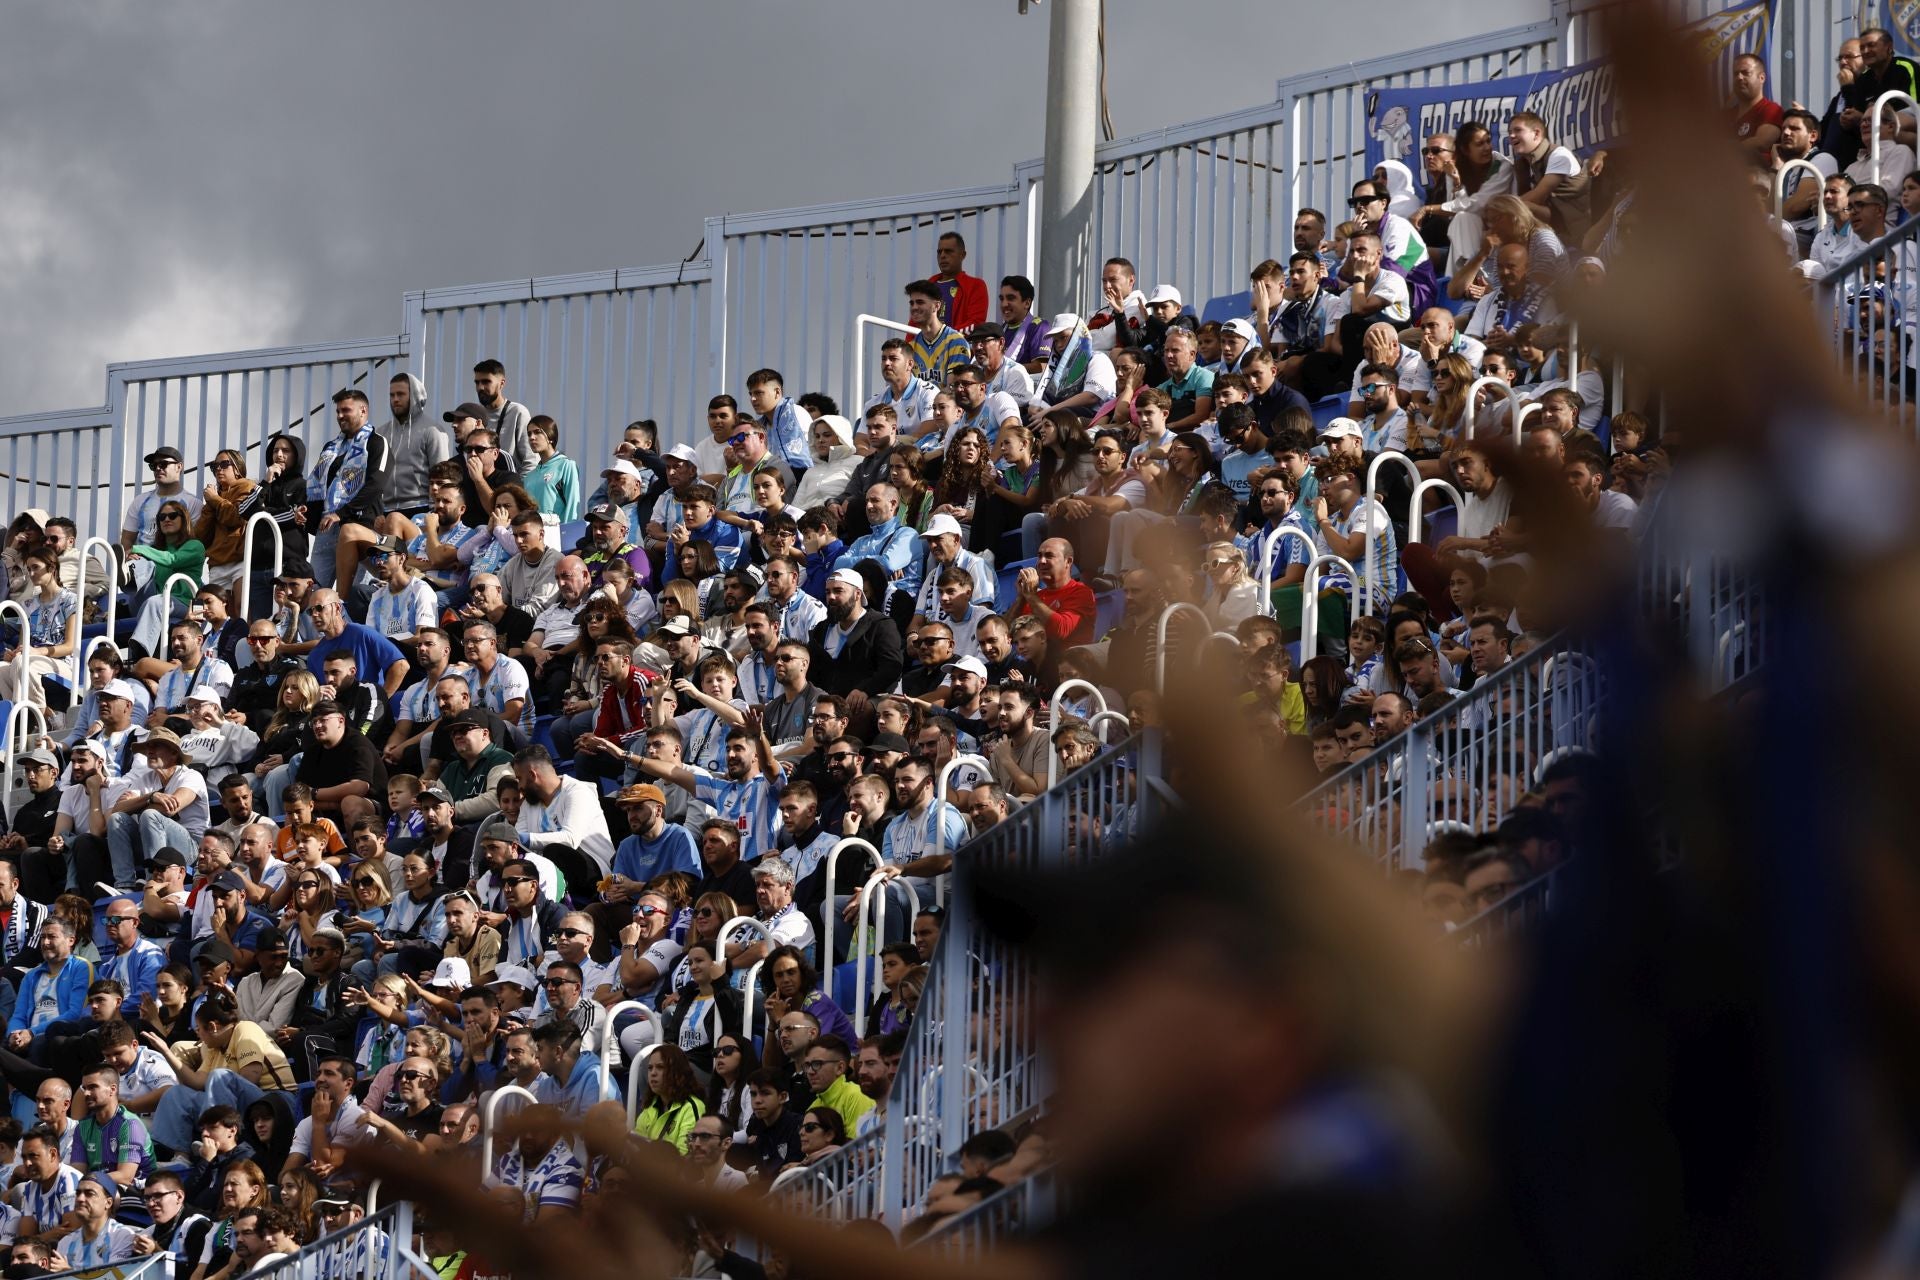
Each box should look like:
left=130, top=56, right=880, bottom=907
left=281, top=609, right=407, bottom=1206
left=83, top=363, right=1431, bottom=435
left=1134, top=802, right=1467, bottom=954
left=1038, top=0, right=1099, bottom=317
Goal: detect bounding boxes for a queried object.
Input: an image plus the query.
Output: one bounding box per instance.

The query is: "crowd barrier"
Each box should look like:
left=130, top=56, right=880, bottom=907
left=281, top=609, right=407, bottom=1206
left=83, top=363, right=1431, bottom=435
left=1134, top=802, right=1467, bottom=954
left=249, top=1202, right=429, bottom=1280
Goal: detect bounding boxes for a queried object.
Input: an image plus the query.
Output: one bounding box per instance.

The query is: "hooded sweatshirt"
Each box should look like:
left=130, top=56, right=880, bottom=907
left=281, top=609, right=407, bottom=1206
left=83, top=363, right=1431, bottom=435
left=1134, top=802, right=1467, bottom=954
left=194, top=475, right=260, bottom=570
left=383, top=373, right=452, bottom=512
left=238, top=433, right=311, bottom=561
left=791, top=415, right=858, bottom=510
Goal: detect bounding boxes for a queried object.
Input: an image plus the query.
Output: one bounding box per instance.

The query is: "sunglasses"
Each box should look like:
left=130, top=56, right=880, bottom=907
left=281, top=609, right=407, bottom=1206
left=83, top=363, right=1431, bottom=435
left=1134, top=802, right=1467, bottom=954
left=246, top=635, right=275, bottom=645
left=396, top=1069, right=433, bottom=1083
left=799, top=1122, right=825, bottom=1132
left=636, top=904, right=667, bottom=917
left=542, top=977, right=576, bottom=988
left=691, top=906, right=715, bottom=916
left=351, top=877, right=379, bottom=889
left=106, top=915, right=138, bottom=926
left=463, top=445, right=493, bottom=456
left=296, top=881, right=323, bottom=890
left=554, top=927, right=590, bottom=939
left=501, top=876, right=535, bottom=888
left=1422, top=145, right=1452, bottom=155
left=713, top=1045, right=741, bottom=1057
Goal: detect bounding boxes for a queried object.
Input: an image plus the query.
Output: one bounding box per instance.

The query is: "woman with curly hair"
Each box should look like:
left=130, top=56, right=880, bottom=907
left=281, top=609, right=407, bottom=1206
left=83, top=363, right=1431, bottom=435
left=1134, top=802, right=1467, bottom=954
left=633, top=1043, right=706, bottom=1153
left=929, top=425, right=996, bottom=548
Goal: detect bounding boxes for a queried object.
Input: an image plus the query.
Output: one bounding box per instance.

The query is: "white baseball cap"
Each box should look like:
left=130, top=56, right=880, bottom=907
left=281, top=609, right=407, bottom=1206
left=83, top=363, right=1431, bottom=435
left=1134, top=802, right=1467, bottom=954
left=69, top=738, right=110, bottom=761
left=942, top=655, right=989, bottom=681
left=829, top=568, right=867, bottom=592
left=185, top=689, right=223, bottom=708
left=1048, top=313, right=1082, bottom=334
left=601, top=459, right=644, bottom=481
left=429, top=957, right=472, bottom=989
left=922, top=513, right=964, bottom=540
left=1146, top=284, right=1183, bottom=308
left=1222, top=317, right=1258, bottom=345
left=487, top=963, right=536, bottom=993
left=100, top=679, right=142, bottom=703
left=665, top=443, right=700, bottom=464
left=1319, top=418, right=1363, bottom=441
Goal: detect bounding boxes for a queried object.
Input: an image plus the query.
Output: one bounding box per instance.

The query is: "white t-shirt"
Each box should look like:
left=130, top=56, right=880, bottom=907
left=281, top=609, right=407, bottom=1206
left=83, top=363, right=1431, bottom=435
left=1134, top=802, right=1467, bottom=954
left=1354, top=271, right=1411, bottom=324
left=120, top=1045, right=180, bottom=1103
left=1350, top=346, right=1424, bottom=403
left=122, top=489, right=204, bottom=545
left=118, top=764, right=210, bottom=840
left=861, top=379, right=939, bottom=438
left=692, top=434, right=731, bottom=481
left=985, top=359, right=1035, bottom=405
left=531, top=598, right=584, bottom=650
left=1397, top=335, right=1486, bottom=397
left=290, top=1095, right=367, bottom=1158
left=1592, top=490, right=1638, bottom=530
left=1075, top=474, right=1148, bottom=509
left=1539, top=144, right=1581, bottom=179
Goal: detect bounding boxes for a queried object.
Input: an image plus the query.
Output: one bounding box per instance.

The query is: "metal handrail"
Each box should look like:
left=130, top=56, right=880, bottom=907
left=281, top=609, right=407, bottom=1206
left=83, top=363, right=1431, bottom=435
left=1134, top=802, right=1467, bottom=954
left=0, top=601, right=33, bottom=736
left=1255, top=524, right=1316, bottom=618
left=1151, top=602, right=1209, bottom=696
left=1361, top=451, right=1421, bottom=617
left=1774, top=157, right=1829, bottom=230
left=933, top=752, right=990, bottom=904
left=1045, top=678, right=1108, bottom=788
left=1460, top=374, right=1522, bottom=443
left=820, top=838, right=882, bottom=979
left=1409, top=478, right=1466, bottom=543
left=852, top=868, right=921, bottom=1037
left=1300, top=554, right=1356, bottom=662
left=236, top=509, right=285, bottom=621
left=597, top=998, right=663, bottom=1098
left=477, top=1082, right=542, bottom=1172
left=1869, top=90, right=1920, bottom=188
left=853, top=314, right=921, bottom=420
left=1088, top=708, right=1131, bottom=742
left=741, top=957, right=766, bottom=1044
left=79, top=537, right=120, bottom=695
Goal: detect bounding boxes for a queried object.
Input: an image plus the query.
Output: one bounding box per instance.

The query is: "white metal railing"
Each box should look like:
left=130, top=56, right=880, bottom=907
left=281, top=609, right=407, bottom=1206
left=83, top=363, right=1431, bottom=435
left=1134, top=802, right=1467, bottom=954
left=1256, top=524, right=1316, bottom=618
left=237, top=509, right=286, bottom=622
left=850, top=869, right=921, bottom=1037
left=1774, top=157, right=1829, bottom=230
left=477, top=1083, right=542, bottom=1173
left=851, top=315, right=921, bottom=422
left=933, top=752, right=991, bottom=906
left=249, top=1200, right=428, bottom=1280
left=1816, top=201, right=1920, bottom=422
left=1410, top=478, right=1466, bottom=543
left=0, top=600, right=33, bottom=741
left=1045, top=678, right=1107, bottom=788
left=1300, top=553, right=1355, bottom=662
left=820, top=838, right=882, bottom=979
left=1462, top=375, right=1524, bottom=444
left=78, top=536, right=121, bottom=691
left=1152, top=602, right=1209, bottom=694
left=1298, top=636, right=1605, bottom=868
left=1362, top=452, right=1421, bottom=617
left=597, top=999, right=663, bottom=1099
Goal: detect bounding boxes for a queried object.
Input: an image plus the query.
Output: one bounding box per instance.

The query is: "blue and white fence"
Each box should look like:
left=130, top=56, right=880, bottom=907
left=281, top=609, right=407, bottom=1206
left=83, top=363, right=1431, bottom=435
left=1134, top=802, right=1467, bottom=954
left=780, top=731, right=1165, bottom=1233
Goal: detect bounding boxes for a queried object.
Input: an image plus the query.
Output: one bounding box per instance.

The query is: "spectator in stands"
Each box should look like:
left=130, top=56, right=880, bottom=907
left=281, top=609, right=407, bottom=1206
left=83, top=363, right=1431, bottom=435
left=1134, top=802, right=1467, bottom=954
left=806, top=569, right=904, bottom=700
left=1462, top=850, right=1529, bottom=913
left=632, top=1043, right=704, bottom=1152
left=190, top=449, right=258, bottom=593
left=1775, top=110, right=1837, bottom=255
left=928, top=231, right=988, bottom=330
left=1013, top=537, right=1095, bottom=651
left=737, top=370, right=808, bottom=482
left=41, top=516, right=107, bottom=613
left=120, top=445, right=200, bottom=564
left=304, top=388, right=391, bottom=594
left=468, top=360, right=535, bottom=472
left=997, top=275, right=1049, bottom=371
left=510, top=745, right=614, bottom=890
left=902, top=279, right=972, bottom=388
left=104, top=730, right=208, bottom=888
left=800, top=1034, right=872, bottom=1133
left=1731, top=52, right=1786, bottom=163
left=521, top=415, right=581, bottom=523
left=1088, top=257, right=1146, bottom=354
left=1156, top=328, right=1215, bottom=433
left=303, top=588, right=406, bottom=699
left=1508, top=109, right=1591, bottom=242
left=1464, top=243, right=1557, bottom=347
left=1032, top=315, right=1119, bottom=419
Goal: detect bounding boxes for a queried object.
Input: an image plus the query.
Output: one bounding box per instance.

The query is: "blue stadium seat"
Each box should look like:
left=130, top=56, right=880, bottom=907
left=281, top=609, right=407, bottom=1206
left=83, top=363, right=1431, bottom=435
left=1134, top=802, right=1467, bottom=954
left=1423, top=505, right=1459, bottom=544
left=995, top=559, right=1033, bottom=614
left=0, top=700, right=12, bottom=752
left=1593, top=416, right=1613, bottom=452
left=559, top=519, right=588, bottom=551
left=1093, top=589, right=1125, bottom=639
left=1311, top=393, right=1348, bottom=431
left=829, top=955, right=880, bottom=1010
left=1200, top=291, right=1251, bottom=325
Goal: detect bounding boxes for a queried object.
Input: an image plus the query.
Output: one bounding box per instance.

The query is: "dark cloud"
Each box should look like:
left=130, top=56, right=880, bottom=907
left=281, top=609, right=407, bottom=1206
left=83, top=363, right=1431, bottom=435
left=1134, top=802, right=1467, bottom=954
left=0, top=0, right=1531, bottom=415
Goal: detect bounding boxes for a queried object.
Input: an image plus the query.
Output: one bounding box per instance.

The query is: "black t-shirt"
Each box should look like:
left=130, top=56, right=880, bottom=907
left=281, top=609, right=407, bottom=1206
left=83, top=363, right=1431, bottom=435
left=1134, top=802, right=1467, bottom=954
left=393, top=1101, right=444, bottom=1141
left=448, top=608, right=534, bottom=654
left=458, top=465, right=519, bottom=524
left=698, top=859, right=757, bottom=908
left=295, top=731, right=389, bottom=812
left=3, top=787, right=60, bottom=847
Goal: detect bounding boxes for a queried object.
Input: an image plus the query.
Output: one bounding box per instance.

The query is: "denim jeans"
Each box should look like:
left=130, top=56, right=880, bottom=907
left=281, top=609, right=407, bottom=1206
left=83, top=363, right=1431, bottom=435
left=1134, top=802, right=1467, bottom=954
left=149, top=1068, right=268, bottom=1153
left=106, top=809, right=193, bottom=887
left=310, top=528, right=340, bottom=589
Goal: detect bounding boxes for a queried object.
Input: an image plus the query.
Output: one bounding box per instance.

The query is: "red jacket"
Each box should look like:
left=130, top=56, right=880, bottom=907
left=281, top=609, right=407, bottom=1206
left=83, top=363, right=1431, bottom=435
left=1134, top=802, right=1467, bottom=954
left=1019, top=579, right=1097, bottom=647
left=594, top=673, right=652, bottom=744
left=932, top=271, right=989, bottom=331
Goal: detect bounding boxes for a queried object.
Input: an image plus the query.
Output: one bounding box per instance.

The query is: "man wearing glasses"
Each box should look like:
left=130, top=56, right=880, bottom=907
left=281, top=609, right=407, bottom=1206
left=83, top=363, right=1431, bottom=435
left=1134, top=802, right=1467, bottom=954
left=227, top=621, right=304, bottom=733
left=120, top=445, right=202, bottom=559
left=301, top=588, right=408, bottom=699
left=800, top=1034, right=873, bottom=1133
left=535, top=914, right=618, bottom=1011
left=685, top=1115, right=748, bottom=1191
left=361, top=1055, right=445, bottom=1147
left=714, top=420, right=793, bottom=516
left=100, top=898, right=164, bottom=1006
left=130, top=1171, right=212, bottom=1273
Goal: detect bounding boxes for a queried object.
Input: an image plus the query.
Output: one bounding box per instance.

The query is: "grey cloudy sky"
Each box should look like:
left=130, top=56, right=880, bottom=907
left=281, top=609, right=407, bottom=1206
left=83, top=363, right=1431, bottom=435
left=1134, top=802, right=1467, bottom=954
left=0, top=0, right=1536, bottom=417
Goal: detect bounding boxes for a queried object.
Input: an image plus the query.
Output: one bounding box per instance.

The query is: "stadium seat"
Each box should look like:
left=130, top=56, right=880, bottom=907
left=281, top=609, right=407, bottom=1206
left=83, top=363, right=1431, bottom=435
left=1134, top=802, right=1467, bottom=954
left=1200, top=290, right=1252, bottom=325
left=1311, top=393, right=1348, bottom=431
left=1093, top=589, right=1125, bottom=639
left=559, top=518, right=588, bottom=551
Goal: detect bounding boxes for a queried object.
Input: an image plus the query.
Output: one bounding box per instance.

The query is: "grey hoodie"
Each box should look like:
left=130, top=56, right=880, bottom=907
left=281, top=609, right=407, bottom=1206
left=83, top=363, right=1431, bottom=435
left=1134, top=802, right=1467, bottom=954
left=384, top=372, right=452, bottom=511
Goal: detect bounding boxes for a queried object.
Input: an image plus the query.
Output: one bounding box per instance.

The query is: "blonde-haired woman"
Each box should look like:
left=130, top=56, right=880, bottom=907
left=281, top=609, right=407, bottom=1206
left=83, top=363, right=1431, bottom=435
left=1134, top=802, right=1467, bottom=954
left=1449, top=194, right=1567, bottom=302
left=1201, top=542, right=1261, bottom=628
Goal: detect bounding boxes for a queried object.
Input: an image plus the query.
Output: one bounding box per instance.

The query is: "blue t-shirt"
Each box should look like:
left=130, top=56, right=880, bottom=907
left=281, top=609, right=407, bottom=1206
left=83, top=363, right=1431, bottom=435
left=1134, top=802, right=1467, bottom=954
left=1219, top=447, right=1267, bottom=505
left=612, top=826, right=702, bottom=883
left=307, top=623, right=407, bottom=686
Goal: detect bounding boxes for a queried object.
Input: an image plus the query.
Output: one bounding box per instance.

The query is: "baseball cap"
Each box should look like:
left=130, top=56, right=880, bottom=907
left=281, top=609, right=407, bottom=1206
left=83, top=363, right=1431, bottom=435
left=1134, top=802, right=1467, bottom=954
left=442, top=401, right=489, bottom=425
left=659, top=616, right=696, bottom=638
left=601, top=459, right=644, bottom=482
left=255, top=925, right=289, bottom=953
left=584, top=502, right=626, bottom=525
left=1319, top=417, right=1363, bottom=441
left=479, top=822, right=521, bottom=847
left=942, top=655, right=989, bottom=681
left=665, top=443, right=700, bottom=464
left=150, top=847, right=188, bottom=870
left=616, top=783, right=667, bottom=808
left=369, top=533, right=406, bottom=558
left=828, top=568, right=866, bottom=592
left=864, top=732, right=911, bottom=756
left=185, top=688, right=223, bottom=708
left=15, top=748, right=56, bottom=769
left=429, top=957, right=472, bottom=989
left=211, top=870, right=248, bottom=895
left=69, top=738, right=110, bottom=762
left=488, top=963, right=537, bottom=993
left=192, top=936, right=239, bottom=967
left=100, top=679, right=142, bottom=703
left=144, top=446, right=184, bottom=466
left=1222, top=317, right=1258, bottom=345
left=965, top=321, right=1005, bottom=343
left=417, top=783, right=453, bottom=807
left=274, top=556, right=317, bottom=583
left=1146, top=284, right=1183, bottom=308
left=443, top=712, right=486, bottom=733
left=1048, top=313, right=1082, bottom=334
left=922, top=513, right=964, bottom=541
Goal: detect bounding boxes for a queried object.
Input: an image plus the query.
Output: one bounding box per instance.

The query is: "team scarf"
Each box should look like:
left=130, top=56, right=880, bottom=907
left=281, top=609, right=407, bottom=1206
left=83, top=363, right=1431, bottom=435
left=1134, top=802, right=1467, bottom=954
left=1041, top=319, right=1095, bottom=404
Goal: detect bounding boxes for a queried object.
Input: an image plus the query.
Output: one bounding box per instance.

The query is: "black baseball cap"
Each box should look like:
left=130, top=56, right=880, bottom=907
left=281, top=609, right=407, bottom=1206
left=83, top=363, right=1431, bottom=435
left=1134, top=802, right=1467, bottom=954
left=864, top=732, right=911, bottom=756
left=443, top=401, right=489, bottom=425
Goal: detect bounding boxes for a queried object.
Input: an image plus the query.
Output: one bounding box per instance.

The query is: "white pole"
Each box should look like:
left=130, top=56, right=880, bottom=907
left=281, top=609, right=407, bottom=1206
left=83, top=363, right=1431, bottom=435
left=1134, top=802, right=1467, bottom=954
left=1039, top=0, right=1099, bottom=315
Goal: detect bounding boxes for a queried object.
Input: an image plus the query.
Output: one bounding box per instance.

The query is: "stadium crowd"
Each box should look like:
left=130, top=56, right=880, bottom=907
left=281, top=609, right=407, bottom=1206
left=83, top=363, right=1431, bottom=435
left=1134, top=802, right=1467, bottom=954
left=0, top=26, right=1850, bottom=1263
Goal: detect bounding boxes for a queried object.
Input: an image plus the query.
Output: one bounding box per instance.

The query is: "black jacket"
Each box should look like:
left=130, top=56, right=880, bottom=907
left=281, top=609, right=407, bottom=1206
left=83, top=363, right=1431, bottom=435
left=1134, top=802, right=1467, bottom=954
left=806, top=610, right=903, bottom=698
left=231, top=655, right=305, bottom=734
